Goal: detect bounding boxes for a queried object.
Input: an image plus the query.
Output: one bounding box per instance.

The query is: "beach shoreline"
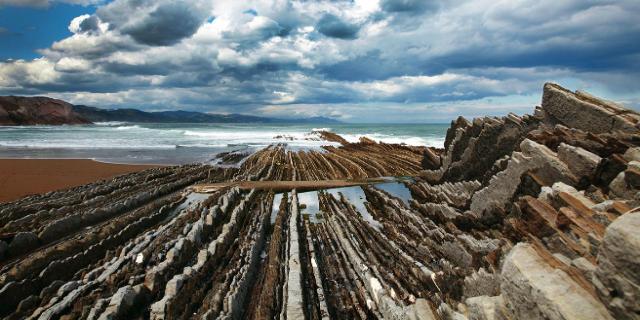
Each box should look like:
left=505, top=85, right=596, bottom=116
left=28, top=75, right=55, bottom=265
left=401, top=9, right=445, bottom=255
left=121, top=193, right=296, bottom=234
left=0, top=158, right=161, bottom=203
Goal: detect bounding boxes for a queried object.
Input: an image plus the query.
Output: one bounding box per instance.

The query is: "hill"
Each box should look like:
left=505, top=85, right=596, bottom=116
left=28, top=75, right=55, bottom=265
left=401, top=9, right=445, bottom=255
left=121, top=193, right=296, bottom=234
left=72, top=105, right=340, bottom=124
left=0, top=96, right=91, bottom=125
left=0, top=96, right=341, bottom=125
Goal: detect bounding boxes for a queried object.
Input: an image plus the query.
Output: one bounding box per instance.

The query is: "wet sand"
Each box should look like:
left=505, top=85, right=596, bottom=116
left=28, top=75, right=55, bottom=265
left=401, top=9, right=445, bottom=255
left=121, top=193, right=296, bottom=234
left=0, top=159, right=161, bottom=203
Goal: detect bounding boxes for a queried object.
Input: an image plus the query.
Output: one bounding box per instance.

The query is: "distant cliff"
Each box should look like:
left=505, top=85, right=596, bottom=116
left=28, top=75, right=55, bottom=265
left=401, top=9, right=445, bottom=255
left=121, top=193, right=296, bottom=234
left=0, top=96, right=91, bottom=125
left=72, top=105, right=341, bottom=124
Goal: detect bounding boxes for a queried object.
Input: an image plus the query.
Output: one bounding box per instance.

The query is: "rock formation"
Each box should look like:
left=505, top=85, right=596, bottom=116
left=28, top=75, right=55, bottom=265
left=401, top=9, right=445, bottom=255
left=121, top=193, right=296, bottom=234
left=0, top=83, right=639, bottom=319
left=0, top=96, right=91, bottom=125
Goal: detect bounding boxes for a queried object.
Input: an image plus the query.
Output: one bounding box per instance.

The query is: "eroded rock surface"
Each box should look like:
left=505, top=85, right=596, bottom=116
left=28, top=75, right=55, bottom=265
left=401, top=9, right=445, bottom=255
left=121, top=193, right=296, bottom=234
left=1, top=83, right=639, bottom=319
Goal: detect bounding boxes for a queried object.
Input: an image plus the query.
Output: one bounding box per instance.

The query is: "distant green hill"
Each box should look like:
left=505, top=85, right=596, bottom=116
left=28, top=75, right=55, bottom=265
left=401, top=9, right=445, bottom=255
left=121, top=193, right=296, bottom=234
left=73, top=105, right=341, bottom=124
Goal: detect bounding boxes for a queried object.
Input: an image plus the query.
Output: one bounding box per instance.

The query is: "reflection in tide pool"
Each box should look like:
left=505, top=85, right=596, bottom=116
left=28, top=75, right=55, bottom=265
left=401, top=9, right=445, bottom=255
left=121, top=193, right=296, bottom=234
left=326, top=186, right=383, bottom=229
left=297, top=191, right=321, bottom=223
left=269, top=180, right=410, bottom=228
left=374, top=182, right=413, bottom=205
left=270, top=193, right=284, bottom=224
left=184, top=192, right=211, bottom=207
left=161, top=192, right=210, bottom=224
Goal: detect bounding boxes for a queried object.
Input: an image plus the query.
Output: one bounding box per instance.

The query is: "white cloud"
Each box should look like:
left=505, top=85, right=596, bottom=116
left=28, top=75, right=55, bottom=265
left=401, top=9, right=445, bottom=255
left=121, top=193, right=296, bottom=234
left=0, top=0, right=103, bottom=8
left=0, top=0, right=638, bottom=121
left=55, top=57, right=92, bottom=72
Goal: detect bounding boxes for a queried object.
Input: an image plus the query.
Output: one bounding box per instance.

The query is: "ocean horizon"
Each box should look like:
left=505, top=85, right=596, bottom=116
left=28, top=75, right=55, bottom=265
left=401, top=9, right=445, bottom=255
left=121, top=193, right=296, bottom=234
left=0, top=122, right=449, bottom=164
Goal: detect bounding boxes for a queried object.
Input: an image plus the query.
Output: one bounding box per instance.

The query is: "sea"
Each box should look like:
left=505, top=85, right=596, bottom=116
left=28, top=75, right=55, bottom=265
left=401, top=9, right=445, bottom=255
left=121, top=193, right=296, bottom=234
left=0, top=122, right=449, bottom=165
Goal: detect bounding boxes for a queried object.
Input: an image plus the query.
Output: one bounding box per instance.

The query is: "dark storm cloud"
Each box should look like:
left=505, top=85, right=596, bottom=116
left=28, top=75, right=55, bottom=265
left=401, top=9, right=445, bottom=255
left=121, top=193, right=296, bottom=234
left=243, top=9, right=257, bottom=16
left=316, top=13, right=359, bottom=40
left=1, top=65, right=145, bottom=93
left=319, top=50, right=418, bottom=81
left=78, top=15, right=100, bottom=33
left=122, top=2, right=207, bottom=46
left=0, top=0, right=639, bottom=120
left=316, top=0, right=640, bottom=84
left=44, top=35, right=141, bottom=60
left=380, top=0, right=438, bottom=13
left=0, top=0, right=48, bottom=8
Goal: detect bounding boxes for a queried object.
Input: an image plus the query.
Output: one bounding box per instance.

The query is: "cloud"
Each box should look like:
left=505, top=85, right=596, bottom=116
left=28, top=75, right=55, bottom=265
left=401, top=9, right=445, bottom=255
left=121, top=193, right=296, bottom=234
left=121, top=2, right=209, bottom=46
left=0, top=0, right=48, bottom=7
left=316, top=13, right=360, bottom=39
left=0, top=0, right=102, bottom=8
left=0, top=0, right=638, bottom=121
left=68, top=14, right=102, bottom=34
left=380, top=0, right=438, bottom=14
left=78, top=15, right=101, bottom=33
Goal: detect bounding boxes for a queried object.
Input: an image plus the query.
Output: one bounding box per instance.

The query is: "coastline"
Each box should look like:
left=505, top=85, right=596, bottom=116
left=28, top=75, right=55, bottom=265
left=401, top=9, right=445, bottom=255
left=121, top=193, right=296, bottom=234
left=0, top=84, right=639, bottom=319
left=0, top=158, right=161, bottom=203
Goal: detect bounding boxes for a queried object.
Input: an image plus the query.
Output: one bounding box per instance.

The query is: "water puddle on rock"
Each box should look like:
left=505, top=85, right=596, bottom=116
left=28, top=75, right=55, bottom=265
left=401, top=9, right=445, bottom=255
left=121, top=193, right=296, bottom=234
left=326, top=186, right=383, bottom=229
left=184, top=192, right=211, bottom=208
left=298, top=191, right=321, bottom=223
left=270, top=193, right=284, bottom=224
left=161, top=192, right=210, bottom=224
left=374, top=182, right=413, bottom=205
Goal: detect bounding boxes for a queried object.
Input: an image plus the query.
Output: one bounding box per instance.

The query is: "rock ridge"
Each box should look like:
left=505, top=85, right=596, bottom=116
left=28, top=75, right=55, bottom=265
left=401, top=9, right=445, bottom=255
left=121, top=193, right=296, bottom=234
left=0, top=83, right=639, bottom=319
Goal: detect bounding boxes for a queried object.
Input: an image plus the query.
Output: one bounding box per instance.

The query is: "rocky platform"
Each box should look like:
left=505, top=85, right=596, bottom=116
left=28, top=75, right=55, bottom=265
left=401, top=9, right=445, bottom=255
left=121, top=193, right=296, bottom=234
left=1, top=83, right=640, bottom=320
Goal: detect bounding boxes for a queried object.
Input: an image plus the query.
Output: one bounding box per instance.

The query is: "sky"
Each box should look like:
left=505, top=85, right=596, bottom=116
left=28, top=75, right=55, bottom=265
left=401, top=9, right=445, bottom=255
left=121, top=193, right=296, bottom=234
left=0, top=0, right=638, bottom=123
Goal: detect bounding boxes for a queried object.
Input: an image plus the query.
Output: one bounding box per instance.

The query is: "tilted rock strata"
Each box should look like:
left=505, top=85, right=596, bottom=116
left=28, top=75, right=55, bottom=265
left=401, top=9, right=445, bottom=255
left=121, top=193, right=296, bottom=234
left=540, top=83, right=640, bottom=134
left=0, top=83, right=639, bottom=319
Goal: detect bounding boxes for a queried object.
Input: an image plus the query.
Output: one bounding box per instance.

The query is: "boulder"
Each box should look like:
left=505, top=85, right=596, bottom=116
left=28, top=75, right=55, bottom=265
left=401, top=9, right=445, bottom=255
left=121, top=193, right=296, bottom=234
left=38, top=215, right=82, bottom=243
left=422, top=148, right=441, bottom=170
left=8, top=232, right=39, bottom=257
left=465, top=295, right=504, bottom=320
left=623, top=147, right=640, bottom=162
left=0, top=240, right=7, bottom=260
left=596, top=154, right=629, bottom=187
left=557, top=143, right=601, bottom=179
left=609, top=162, right=640, bottom=198
left=624, top=167, right=640, bottom=189
left=501, top=243, right=613, bottom=320
left=541, top=83, right=640, bottom=133
left=594, top=212, right=640, bottom=319
left=98, top=285, right=137, bottom=320
left=463, top=268, right=500, bottom=298
left=407, top=298, right=437, bottom=320
left=470, top=139, right=576, bottom=215
left=571, top=257, right=596, bottom=281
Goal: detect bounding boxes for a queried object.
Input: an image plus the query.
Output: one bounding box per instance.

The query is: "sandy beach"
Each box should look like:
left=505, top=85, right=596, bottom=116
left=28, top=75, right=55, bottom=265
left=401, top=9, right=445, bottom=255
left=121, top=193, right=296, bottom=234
left=0, top=159, right=160, bottom=203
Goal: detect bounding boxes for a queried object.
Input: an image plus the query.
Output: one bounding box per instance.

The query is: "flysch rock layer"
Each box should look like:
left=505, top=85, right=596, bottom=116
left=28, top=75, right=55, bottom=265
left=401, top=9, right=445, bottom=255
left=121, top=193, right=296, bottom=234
left=0, top=82, right=639, bottom=319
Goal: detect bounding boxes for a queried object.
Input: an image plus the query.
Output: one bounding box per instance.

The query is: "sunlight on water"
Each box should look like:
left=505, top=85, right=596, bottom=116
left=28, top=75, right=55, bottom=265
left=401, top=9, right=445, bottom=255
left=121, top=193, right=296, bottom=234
left=374, top=182, right=413, bottom=205
left=326, top=186, right=383, bottom=229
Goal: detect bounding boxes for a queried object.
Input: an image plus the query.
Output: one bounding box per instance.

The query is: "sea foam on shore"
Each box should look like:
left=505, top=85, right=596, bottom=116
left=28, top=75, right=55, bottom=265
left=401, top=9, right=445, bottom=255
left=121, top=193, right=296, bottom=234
left=0, top=123, right=447, bottom=164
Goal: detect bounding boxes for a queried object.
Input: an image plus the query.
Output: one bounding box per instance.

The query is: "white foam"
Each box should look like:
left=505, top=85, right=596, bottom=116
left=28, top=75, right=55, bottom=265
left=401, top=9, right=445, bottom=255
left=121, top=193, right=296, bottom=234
left=340, top=133, right=444, bottom=148
left=94, top=121, right=128, bottom=126
left=114, top=125, right=144, bottom=130
left=0, top=125, right=446, bottom=154
left=181, top=129, right=333, bottom=148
